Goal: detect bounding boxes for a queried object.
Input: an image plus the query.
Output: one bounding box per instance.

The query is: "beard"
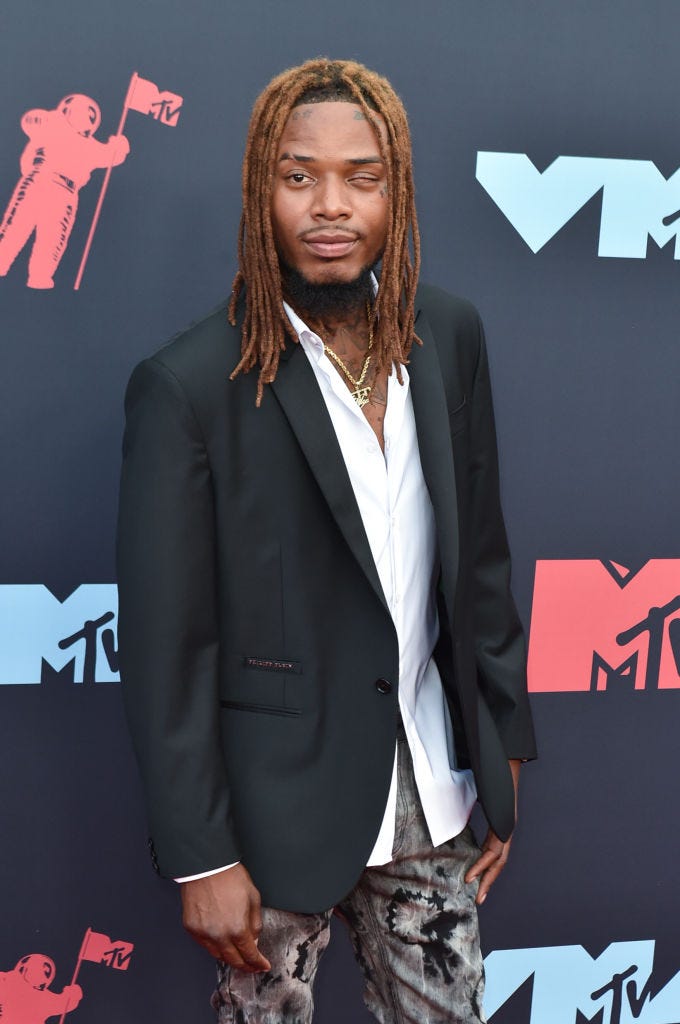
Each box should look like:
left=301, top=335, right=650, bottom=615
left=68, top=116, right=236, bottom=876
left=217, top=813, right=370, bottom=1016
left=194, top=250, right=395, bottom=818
left=280, top=261, right=377, bottom=320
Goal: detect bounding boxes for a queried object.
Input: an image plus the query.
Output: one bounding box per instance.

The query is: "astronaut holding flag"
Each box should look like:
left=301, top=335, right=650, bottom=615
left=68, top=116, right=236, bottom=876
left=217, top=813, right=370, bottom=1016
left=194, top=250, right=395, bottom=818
left=0, top=72, right=183, bottom=290
left=0, top=930, right=133, bottom=1024
left=0, top=94, right=130, bottom=289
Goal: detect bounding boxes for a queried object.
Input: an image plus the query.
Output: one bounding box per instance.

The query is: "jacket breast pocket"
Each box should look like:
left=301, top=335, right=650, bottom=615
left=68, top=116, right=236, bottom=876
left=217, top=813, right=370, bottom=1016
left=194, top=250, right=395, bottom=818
left=220, top=654, right=303, bottom=716
left=448, top=395, right=468, bottom=438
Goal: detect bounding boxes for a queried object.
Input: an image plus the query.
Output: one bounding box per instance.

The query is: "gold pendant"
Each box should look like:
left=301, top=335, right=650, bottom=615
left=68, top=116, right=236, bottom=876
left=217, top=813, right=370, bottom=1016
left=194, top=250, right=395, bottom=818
left=352, top=386, right=371, bottom=407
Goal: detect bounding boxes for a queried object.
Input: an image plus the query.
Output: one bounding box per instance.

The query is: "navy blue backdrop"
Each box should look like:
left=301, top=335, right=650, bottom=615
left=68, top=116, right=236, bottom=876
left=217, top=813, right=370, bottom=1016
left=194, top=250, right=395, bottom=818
left=3, top=3, right=680, bottom=1022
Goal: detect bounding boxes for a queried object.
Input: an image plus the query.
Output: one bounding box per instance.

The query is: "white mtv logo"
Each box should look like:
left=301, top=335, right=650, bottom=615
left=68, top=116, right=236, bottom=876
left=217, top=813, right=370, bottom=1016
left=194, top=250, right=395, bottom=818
left=485, top=940, right=680, bottom=1024
left=0, top=584, right=119, bottom=684
left=476, top=153, right=680, bottom=258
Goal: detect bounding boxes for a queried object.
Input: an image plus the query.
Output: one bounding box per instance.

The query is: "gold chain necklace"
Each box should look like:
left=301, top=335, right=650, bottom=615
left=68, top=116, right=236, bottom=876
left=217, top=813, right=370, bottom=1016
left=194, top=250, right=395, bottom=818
left=322, top=303, right=374, bottom=408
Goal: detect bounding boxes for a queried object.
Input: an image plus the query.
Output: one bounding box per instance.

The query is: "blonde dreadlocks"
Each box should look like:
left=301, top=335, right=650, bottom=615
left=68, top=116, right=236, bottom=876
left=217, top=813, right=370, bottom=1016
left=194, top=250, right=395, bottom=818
left=228, top=58, right=421, bottom=405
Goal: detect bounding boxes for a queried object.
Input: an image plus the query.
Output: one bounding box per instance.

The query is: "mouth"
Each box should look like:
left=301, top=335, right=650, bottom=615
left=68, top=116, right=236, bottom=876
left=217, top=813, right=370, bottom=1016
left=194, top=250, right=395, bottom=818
left=301, top=233, right=359, bottom=259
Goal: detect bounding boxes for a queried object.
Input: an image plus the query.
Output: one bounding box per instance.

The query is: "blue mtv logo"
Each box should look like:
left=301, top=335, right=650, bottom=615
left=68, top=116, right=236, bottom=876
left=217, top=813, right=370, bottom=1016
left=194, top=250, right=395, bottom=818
left=476, top=153, right=680, bottom=259
left=485, top=940, right=680, bottom=1024
left=0, top=584, right=119, bottom=685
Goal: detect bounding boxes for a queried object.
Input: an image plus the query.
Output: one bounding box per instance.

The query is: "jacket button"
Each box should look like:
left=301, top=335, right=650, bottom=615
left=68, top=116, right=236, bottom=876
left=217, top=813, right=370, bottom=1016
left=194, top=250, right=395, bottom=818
left=375, top=678, right=392, bottom=695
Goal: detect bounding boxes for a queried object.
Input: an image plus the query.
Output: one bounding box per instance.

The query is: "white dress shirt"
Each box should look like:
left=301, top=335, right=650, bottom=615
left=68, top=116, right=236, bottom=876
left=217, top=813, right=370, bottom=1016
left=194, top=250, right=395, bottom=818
left=287, top=303, right=476, bottom=865
left=176, top=298, right=477, bottom=881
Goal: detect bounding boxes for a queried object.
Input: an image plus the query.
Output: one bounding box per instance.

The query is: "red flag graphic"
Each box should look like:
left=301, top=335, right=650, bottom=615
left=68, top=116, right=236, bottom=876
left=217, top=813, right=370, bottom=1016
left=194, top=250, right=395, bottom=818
left=80, top=930, right=134, bottom=971
left=127, top=74, right=182, bottom=126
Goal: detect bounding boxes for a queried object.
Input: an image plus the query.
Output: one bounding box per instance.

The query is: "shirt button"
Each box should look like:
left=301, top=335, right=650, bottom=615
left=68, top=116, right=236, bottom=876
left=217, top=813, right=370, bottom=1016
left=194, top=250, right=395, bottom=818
left=375, top=678, right=392, bottom=695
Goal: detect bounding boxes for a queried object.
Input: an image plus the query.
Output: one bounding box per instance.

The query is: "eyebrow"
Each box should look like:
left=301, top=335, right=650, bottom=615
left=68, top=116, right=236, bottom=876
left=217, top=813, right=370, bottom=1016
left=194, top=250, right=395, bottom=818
left=278, top=152, right=384, bottom=165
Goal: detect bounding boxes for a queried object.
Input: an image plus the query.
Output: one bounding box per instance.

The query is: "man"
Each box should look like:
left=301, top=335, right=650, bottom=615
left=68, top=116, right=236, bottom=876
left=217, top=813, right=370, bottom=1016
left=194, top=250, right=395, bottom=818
left=117, top=58, right=537, bottom=1024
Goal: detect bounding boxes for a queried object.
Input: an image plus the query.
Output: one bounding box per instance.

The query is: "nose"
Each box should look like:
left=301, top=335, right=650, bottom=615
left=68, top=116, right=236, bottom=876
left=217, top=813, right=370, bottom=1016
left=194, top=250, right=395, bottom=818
left=311, top=175, right=352, bottom=220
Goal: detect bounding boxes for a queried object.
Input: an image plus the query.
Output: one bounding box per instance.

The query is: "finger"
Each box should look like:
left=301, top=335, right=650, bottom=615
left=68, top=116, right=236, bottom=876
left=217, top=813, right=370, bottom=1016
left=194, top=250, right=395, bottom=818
left=465, top=848, right=501, bottom=883
left=214, top=942, right=252, bottom=973
left=477, top=864, right=503, bottom=905
left=234, top=932, right=272, bottom=972
left=217, top=939, right=268, bottom=974
left=476, top=854, right=509, bottom=905
left=190, top=932, right=257, bottom=973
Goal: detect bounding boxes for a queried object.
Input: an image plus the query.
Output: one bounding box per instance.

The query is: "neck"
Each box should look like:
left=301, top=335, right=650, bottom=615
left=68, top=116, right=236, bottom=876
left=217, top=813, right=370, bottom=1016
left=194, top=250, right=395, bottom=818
left=312, top=301, right=368, bottom=340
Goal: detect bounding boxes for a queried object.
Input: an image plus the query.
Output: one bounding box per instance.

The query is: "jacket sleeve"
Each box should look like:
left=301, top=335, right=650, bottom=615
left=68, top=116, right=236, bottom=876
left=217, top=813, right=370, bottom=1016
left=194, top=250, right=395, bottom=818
left=116, top=356, right=241, bottom=877
left=468, top=315, right=538, bottom=762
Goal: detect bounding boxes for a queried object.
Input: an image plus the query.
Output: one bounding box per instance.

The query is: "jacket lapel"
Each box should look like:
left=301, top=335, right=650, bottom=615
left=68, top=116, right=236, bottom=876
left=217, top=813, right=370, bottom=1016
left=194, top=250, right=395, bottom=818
left=409, top=308, right=460, bottom=628
left=269, top=303, right=460, bottom=625
left=270, top=341, right=390, bottom=615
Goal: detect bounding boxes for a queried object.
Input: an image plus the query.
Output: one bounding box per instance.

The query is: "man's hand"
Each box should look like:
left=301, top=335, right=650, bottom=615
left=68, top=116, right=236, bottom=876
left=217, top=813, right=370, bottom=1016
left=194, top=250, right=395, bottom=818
left=181, top=864, right=271, bottom=973
left=465, top=758, right=521, bottom=905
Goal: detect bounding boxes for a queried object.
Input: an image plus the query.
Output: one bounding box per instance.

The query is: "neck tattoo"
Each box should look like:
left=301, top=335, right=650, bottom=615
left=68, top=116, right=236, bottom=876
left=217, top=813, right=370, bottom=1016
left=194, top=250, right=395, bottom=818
left=322, top=303, right=374, bottom=407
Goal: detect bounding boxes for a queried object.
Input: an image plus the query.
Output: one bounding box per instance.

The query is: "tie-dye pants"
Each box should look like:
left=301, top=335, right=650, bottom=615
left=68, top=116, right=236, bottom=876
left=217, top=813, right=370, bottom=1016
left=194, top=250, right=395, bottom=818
left=213, top=725, right=486, bottom=1024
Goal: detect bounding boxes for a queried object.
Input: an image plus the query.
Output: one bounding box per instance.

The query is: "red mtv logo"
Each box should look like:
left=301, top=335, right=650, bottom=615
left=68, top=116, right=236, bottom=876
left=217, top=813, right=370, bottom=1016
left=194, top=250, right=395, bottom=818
left=528, top=560, right=680, bottom=692
left=0, top=929, right=133, bottom=1024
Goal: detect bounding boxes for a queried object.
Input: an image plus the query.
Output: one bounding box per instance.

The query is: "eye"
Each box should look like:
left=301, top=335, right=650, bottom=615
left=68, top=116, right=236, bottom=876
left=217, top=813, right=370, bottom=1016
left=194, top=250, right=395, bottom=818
left=286, top=172, right=312, bottom=185
left=350, top=174, right=380, bottom=186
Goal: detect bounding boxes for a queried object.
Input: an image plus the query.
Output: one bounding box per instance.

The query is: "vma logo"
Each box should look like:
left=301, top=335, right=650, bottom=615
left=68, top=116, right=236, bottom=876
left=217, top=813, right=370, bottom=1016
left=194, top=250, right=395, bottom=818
left=0, top=71, right=183, bottom=291
left=485, top=940, right=680, bottom=1024
left=528, top=560, right=680, bottom=693
left=0, top=928, right=134, bottom=1023
left=476, top=152, right=680, bottom=259
left=0, top=584, right=119, bottom=685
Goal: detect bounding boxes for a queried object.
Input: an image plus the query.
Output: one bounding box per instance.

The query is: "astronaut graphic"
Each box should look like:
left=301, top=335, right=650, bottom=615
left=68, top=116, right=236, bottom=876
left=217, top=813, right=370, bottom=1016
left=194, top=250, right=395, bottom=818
left=0, top=94, right=129, bottom=289
left=0, top=930, right=134, bottom=1022
left=0, top=954, right=82, bottom=1022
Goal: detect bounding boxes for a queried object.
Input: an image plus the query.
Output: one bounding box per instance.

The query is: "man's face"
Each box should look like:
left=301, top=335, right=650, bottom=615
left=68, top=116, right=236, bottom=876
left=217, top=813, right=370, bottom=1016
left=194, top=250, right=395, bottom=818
left=271, top=101, right=390, bottom=288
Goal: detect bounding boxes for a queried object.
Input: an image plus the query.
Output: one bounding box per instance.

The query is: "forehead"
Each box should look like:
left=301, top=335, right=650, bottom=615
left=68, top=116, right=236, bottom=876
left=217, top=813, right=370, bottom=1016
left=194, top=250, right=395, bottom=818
left=277, top=101, right=386, bottom=156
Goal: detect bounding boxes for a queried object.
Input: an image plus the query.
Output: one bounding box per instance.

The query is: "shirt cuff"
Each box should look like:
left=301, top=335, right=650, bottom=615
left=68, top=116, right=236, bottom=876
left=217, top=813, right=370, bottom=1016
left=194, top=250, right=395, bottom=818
left=174, top=861, right=240, bottom=883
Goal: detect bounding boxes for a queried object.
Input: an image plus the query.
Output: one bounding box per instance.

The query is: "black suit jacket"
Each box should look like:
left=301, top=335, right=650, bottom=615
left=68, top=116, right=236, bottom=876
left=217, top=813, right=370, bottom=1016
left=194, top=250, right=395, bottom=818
left=116, top=283, right=537, bottom=913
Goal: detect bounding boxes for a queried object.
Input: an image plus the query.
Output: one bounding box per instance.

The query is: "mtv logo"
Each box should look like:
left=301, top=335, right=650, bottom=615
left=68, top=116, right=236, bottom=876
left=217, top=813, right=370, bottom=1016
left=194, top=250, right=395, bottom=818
left=475, top=152, right=680, bottom=259
left=0, top=584, right=119, bottom=685
left=484, top=939, right=680, bottom=1024
left=527, top=560, right=680, bottom=692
